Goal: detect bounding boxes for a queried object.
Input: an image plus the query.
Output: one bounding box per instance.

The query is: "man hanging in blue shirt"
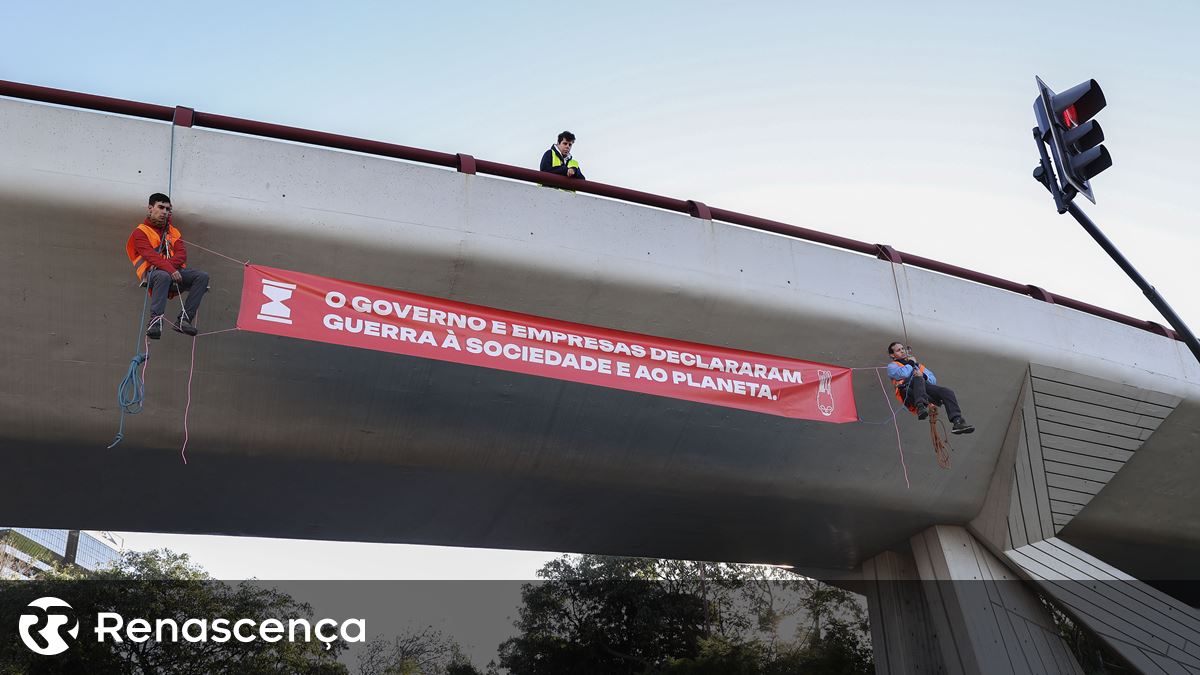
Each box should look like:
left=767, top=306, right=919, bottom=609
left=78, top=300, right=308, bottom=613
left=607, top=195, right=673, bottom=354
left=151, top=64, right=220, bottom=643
left=887, top=342, right=975, bottom=435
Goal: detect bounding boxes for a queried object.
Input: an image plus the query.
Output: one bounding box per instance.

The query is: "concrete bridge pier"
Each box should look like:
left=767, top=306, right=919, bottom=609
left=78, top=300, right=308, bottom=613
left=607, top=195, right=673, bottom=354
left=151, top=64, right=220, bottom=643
left=862, top=525, right=1083, bottom=675
left=860, top=523, right=1200, bottom=675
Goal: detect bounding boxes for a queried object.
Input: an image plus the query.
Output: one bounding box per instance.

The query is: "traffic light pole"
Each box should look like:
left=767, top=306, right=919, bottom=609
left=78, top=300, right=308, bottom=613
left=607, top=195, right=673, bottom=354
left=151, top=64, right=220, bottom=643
left=1063, top=200, right=1200, bottom=364
left=1033, top=128, right=1200, bottom=365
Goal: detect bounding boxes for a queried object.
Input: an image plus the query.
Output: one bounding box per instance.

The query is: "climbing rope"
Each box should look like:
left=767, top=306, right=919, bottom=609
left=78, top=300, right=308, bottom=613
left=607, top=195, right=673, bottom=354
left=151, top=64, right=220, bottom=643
left=107, top=233, right=246, bottom=455
left=107, top=335, right=151, bottom=448
left=107, top=293, right=154, bottom=448
left=108, top=121, right=180, bottom=448
left=928, top=406, right=952, bottom=470
left=115, top=352, right=147, bottom=414
left=166, top=240, right=251, bottom=463
left=887, top=257, right=912, bottom=351
left=180, top=334, right=198, bottom=464
left=881, top=256, right=962, bottom=475
left=866, top=362, right=956, bottom=478
left=875, top=369, right=910, bottom=489
left=106, top=119, right=249, bottom=458
left=180, top=238, right=250, bottom=267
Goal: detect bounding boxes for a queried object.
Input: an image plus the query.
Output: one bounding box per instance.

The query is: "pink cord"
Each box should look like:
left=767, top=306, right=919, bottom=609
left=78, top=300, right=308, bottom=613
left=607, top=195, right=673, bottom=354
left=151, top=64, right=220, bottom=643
left=181, top=335, right=197, bottom=465
left=876, top=369, right=910, bottom=489
left=172, top=325, right=236, bottom=464
left=181, top=238, right=250, bottom=267
left=126, top=235, right=249, bottom=462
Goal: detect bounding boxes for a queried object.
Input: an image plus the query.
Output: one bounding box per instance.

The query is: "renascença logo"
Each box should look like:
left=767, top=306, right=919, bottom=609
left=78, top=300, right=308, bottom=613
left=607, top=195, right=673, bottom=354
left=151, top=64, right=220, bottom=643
left=15, top=597, right=365, bottom=655
left=18, top=597, right=80, bottom=655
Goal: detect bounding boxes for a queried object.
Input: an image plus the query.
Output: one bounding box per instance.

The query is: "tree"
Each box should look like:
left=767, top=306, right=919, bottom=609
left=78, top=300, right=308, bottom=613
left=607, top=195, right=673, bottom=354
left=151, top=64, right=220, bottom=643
left=358, top=625, right=479, bottom=675
left=497, top=555, right=707, bottom=674
left=0, top=548, right=349, bottom=674
left=496, top=554, right=873, bottom=675
left=784, top=616, right=873, bottom=675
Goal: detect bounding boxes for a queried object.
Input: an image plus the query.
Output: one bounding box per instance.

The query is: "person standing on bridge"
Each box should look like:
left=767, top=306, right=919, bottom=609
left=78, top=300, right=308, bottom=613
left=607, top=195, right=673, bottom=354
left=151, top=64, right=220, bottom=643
left=540, top=131, right=586, bottom=181
left=125, top=193, right=210, bottom=339
left=887, top=342, right=975, bottom=435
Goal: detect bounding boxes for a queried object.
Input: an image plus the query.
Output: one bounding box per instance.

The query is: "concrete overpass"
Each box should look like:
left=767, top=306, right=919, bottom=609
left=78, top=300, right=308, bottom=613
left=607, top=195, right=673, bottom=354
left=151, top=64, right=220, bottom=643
left=2, top=82, right=1198, bottom=673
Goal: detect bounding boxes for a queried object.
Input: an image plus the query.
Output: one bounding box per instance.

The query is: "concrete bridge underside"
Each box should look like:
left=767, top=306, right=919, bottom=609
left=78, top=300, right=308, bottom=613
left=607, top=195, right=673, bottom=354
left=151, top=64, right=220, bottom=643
left=3, top=95, right=1200, bottom=672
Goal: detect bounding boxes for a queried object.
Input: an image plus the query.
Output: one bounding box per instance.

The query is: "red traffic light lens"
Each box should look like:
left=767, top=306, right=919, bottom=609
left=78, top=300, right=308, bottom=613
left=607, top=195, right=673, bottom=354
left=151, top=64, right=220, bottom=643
left=1062, top=104, right=1078, bottom=128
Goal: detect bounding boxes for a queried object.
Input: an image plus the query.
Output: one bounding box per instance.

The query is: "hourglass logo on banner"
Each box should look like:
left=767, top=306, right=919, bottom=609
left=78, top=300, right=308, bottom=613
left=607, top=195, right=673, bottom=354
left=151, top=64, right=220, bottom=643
left=257, top=279, right=297, bottom=325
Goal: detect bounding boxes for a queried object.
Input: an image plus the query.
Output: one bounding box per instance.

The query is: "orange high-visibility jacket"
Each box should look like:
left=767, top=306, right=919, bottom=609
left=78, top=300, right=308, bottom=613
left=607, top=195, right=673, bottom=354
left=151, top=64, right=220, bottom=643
left=125, top=221, right=184, bottom=282
left=890, top=360, right=926, bottom=413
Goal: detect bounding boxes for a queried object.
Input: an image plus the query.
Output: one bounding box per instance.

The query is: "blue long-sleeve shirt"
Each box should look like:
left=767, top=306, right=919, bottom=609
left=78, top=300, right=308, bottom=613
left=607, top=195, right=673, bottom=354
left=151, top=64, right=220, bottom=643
left=887, top=360, right=937, bottom=386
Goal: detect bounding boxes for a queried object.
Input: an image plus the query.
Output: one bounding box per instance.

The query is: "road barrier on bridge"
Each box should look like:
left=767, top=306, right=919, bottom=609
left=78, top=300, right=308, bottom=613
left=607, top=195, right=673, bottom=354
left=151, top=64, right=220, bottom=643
left=0, top=79, right=1180, bottom=344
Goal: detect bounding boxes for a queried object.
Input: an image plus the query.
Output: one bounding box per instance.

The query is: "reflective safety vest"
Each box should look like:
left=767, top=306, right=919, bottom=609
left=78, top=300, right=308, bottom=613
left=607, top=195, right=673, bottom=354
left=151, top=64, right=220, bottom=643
left=550, top=149, right=581, bottom=172
left=125, top=222, right=183, bottom=282
left=891, top=360, right=926, bottom=412
left=541, top=148, right=583, bottom=190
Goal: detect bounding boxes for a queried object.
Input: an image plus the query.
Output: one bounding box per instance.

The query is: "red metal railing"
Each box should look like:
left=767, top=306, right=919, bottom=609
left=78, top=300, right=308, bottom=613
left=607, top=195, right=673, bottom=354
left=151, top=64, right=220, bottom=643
left=0, top=78, right=1179, bottom=342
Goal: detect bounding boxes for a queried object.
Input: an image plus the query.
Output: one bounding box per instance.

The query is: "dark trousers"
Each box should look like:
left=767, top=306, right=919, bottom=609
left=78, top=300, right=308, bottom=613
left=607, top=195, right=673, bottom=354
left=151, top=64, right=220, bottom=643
left=904, top=376, right=964, bottom=422
left=147, top=268, right=210, bottom=320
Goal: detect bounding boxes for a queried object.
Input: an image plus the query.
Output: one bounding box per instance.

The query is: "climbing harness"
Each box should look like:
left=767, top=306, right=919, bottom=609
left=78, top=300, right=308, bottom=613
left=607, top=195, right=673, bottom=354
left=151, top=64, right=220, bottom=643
left=892, top=364, right=955, bottom=471
left=889, top=361, right=922, bottom=407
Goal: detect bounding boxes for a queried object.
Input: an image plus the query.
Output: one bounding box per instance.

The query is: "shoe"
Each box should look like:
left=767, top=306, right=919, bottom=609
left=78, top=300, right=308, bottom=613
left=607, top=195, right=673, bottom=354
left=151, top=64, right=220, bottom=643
left=174, top=314, right=198, bottom=336
left=916, top=402, right=929, bottom=420
left=146, top=316, right=163, bottom=340
left=952, top=418, right=975, bottom=435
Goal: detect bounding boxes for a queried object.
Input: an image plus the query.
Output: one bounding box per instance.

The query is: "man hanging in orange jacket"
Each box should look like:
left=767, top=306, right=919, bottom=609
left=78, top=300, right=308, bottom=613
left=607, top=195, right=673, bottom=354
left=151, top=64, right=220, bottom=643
left=125, top=193, right=210, bottom=339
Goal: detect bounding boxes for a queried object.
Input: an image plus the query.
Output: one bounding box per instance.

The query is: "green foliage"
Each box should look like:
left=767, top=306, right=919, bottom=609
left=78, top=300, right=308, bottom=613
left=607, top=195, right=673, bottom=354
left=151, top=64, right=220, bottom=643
left=789, top=618, right=874, bottom=675
left=661, top=636, right=770, bottom=675
left=444, top=662, right=485, bottom=675
left=661, top=620, right=873, bottom=675
left=1039, top=595, right=1133, bottom=674
left=496, top=554, right=873, bottom=674
left=0, top=548, right=348, bottom=674
left=358, top=625, right=479, bottom=675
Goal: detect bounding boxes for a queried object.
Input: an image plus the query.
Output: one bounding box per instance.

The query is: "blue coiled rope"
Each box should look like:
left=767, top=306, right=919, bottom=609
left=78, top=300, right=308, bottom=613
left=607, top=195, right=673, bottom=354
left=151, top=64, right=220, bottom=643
left=116, top=353, right=148, bottom=413
left=108, top=296, right=151, bottom=448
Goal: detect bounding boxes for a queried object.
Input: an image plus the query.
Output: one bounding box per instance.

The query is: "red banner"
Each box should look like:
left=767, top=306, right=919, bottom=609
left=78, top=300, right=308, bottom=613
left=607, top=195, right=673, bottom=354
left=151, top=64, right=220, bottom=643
left=236, top=265, right=856, bottom=422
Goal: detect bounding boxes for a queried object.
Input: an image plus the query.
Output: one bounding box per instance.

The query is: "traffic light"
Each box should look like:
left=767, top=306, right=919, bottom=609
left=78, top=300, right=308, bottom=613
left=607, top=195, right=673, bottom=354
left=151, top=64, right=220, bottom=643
left=1033, top=76, right=1112, bottom=203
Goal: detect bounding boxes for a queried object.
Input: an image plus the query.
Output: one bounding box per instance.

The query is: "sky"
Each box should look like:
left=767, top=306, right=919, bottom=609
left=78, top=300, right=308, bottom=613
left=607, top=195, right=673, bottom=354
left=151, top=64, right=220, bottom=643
left=3, top=2, right=1198, bottom=581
